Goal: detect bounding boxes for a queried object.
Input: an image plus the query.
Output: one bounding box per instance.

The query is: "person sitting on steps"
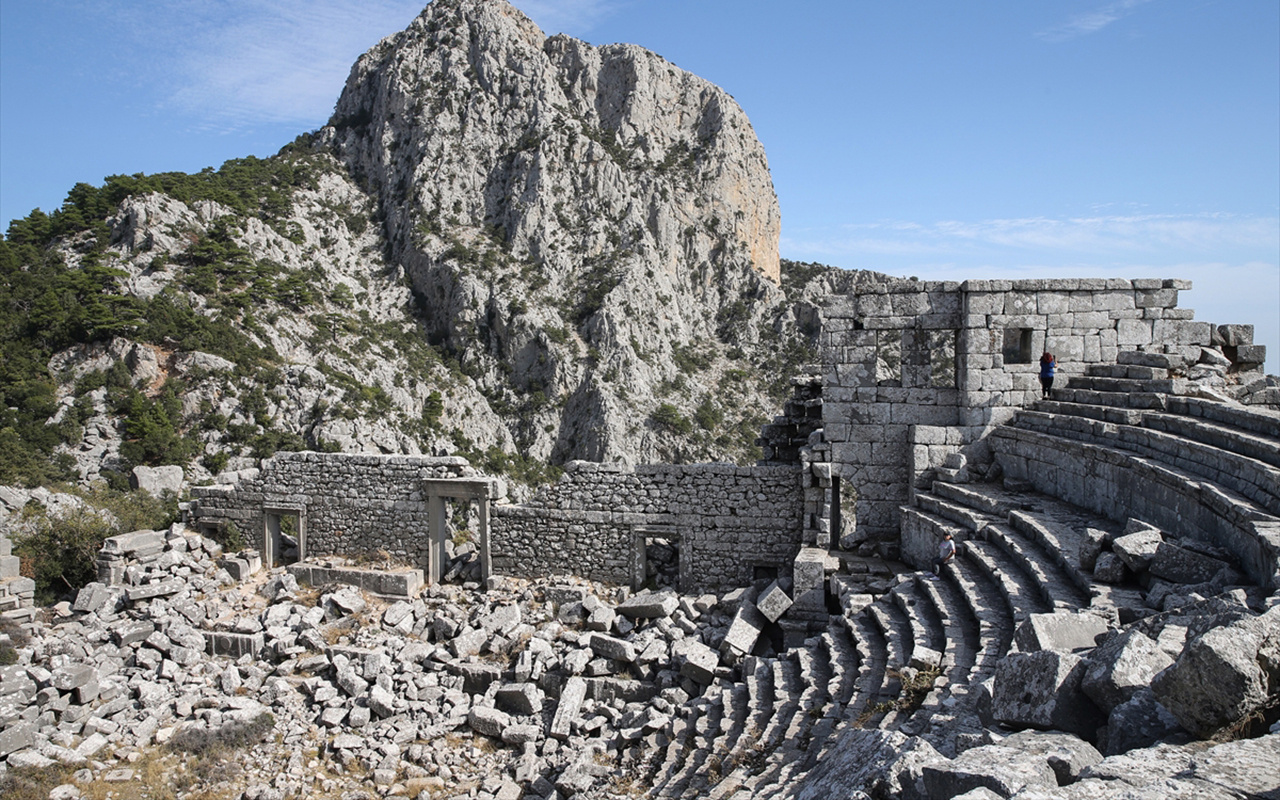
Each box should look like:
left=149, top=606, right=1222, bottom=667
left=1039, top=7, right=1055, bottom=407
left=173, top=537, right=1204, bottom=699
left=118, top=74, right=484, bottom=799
left=928, top=531, right=955, bottom=580
left=1039, top=351, right=1057, bottom=400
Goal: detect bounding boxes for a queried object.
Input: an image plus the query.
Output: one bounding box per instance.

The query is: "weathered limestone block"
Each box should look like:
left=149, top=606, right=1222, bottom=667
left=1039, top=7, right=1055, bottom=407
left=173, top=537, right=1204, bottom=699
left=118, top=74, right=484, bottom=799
left=72, top=582, right=111, bottom=614
left=721, top=601, right=766, bottom=658
left=677, top=640, right=719, bottom=684
left=1092, top=552, right=1127, bottom=584
left=1082, top=629, right=1175, bottom=713
left=1014, top=611, right=1110, bottom=654
left=496, top=682, right=544, bottom=716
left=1078, top=528, right=1109, bottom=573
left=792, top=728, right=939, bottom=800
left=1148, top=542, right=1230, bottom=585
left=467, top=705, right=511, bottom=738
left=993, top=650, right=1105, bottom=738
left=616, top=590, right=679, bottom=619
left=1151, top=607, right=1280, bottom=738
left=1100, top=688, right=1185, bottom=755
left=101, top=530, right=165, bottom=557
left=1111, top=529, right=1163, bottom=573
left=999, top=730, right=1103, bottom=785
left=587, top=633, right=636, bottom=663
left=921, top=744, right=1058, bottom=798
left=756, top=581, right=793, bottom=623
left=549, top=676, right=587, bottom=739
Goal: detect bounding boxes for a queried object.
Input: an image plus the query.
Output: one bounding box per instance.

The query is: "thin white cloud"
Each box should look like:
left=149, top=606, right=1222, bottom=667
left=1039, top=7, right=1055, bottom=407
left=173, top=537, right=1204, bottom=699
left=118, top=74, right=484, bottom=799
left=124, top=0, right=623, bottom=130
left=1038, top=0, right=1154, bottom=42
left=785, top=213, right=1280, bottom=260
left=161, top=1, right=427, bottom=129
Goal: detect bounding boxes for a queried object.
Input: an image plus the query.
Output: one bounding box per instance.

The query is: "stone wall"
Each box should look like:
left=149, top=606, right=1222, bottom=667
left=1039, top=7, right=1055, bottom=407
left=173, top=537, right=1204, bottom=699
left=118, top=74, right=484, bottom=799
left=491, top=462, right=803, bottom=592
left=821, top=278, right=1196, bottom=546
left=189, top=453, right=480, bottom=571
left=190, top=453, right=803, bottom=595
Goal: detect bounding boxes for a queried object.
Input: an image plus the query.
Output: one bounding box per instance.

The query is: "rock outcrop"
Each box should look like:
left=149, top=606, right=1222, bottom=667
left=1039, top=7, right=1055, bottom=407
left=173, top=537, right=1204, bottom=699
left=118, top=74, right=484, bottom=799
left=326, top=0, right=787, bottom=463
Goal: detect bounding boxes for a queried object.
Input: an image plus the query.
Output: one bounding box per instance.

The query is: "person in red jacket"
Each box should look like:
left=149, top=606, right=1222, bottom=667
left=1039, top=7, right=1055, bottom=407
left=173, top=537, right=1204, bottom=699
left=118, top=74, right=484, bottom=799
left=1039, top=352, right=1057, bottom=400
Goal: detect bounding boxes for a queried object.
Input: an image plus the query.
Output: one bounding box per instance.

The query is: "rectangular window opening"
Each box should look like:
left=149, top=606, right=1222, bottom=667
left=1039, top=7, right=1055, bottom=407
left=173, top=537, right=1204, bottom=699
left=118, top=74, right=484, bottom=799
left=1003, top=328, right=1034, bottom=364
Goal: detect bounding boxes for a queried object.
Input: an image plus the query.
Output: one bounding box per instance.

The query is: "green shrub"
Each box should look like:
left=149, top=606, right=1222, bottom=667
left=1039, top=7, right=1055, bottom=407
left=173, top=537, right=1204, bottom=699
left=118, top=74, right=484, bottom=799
left=12, top=488, right=178, bottom=603
left=652, top=403, right=693, bottom=435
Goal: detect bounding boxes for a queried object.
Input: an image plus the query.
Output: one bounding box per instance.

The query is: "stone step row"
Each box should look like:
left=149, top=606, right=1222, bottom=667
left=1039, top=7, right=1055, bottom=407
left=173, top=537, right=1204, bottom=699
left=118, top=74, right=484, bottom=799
left=731, top=642, right=835, bottom=800
left=989, top=425, right=1280, bottom=589
left=1039, top=401, right=1280, bottom=473
left=1085, top=362, right=1169, bottom=381
left=656, top=684, right=727, bottom=799
left=1013, top=410, right=1280, bottom=517
left=930, top=481, right=1148, bottom=613
left=1066, top=375, right=1178, bottom=395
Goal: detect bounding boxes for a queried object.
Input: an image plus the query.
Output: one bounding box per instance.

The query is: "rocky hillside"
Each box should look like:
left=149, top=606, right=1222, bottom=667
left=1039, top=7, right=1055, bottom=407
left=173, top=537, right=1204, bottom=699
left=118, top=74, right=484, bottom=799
left=0, top=0, right=878, bottom=492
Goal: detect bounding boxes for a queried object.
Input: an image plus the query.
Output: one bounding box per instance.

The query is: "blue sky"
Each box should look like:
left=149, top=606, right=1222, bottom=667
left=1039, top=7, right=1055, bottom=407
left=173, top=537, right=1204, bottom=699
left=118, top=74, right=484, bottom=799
left=2, top=0, right=1277, bottom=372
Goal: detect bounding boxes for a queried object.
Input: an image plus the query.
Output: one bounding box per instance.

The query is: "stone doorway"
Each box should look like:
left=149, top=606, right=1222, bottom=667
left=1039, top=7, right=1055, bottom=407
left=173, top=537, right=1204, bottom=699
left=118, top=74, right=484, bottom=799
left=263, top=507, right=305, bottom=568
left=633, top=525, right=681, bottom=592
left=423, top=478, right=495, bottom=585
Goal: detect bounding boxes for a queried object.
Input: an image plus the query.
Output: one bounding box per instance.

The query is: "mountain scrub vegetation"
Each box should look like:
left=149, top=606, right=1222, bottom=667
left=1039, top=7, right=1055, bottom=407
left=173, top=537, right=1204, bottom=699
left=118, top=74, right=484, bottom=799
left=0, top=0, right=880, bottom=497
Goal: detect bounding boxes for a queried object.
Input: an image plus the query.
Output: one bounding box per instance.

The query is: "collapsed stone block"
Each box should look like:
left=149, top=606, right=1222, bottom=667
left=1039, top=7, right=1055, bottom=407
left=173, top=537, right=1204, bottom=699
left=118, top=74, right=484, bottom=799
left=1100, top=687, right=1186, bottom=756
left=588, top=633, right=636, bottom=663
left=496, top=682, right=544, bottom=715
left=616, top=591, right=678, bottom=619
left=1092, top=552, right=1126, bottom=584
left=1151, top=607, right=1280, bottom=738
left=1081, top=629, right=1175, bottom=713
left=721, top=601, right=766, bottom=658
left=467, top=705, right=511, bottom=738
left=1014, top=611, right=1110, bottom=654
left=677, top=640, right=719, bottom=684
left=1111, top=529, right=1163, bottom=573
left=998, top=730, right=1103, bottom=785
left=1148, top=542, right=1231, bottom=585
left=756, top=581, right=793, bottom=623
left=921, top=744, right=1058, bottom=799
left=549, top=676, right=587, bottom=739
left=992, top=650, right=1105, bottom=738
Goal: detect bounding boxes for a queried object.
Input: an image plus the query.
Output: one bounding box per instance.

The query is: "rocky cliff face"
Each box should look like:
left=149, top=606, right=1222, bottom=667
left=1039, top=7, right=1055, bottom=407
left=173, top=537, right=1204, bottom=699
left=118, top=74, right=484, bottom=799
left=4, top=0, right=858, bottom=489
left=325, top=0, right=786, bottom=463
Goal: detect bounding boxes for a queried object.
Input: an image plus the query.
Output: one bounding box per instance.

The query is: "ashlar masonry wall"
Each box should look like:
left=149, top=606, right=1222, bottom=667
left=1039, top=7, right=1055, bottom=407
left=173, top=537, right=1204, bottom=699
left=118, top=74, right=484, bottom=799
left=821, top=277, right=1196, bottom=547
left=190, top=453, right=804, bottom=595
left=189, top=453, right=483, bottom=571
left=491, top=462, right=803, bottom=593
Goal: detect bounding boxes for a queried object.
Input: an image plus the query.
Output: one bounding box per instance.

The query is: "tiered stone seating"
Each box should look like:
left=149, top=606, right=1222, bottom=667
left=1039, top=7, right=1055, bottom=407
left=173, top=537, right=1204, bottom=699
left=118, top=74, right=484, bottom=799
left=731, top=639, right=836, bottom=799
left=990, top=356, right=1280, bottom=588
left=655, top=683, right=726, bottom=798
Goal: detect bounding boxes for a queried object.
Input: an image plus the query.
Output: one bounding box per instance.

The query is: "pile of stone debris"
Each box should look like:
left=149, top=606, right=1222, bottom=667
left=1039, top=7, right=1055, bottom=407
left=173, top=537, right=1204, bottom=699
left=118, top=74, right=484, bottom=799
left=0, top=522, right=781, bottom=799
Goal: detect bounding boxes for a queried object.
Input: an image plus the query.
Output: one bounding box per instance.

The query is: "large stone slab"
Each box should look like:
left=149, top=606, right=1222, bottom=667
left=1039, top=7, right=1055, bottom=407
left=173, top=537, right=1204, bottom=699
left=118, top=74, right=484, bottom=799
left=721, top=601, right=766, bottom=658
left=1148, top=542, right=1231, bottom=585
left=756, top=581, right=793, bottom=623
left=1081, top=629, right=1174, bottom=713
left=1151, top=606, right=1280, bottom=738
left=992, top=650, right=1105, bottom=738
left=1100, top=687, right=1185, bottom=756
left=1014, top=611, right=1110, bottom=654
left=677, top=640, right=719, bottom=684
left=496, top=682, right=543, bottom=716
left=1111, top=529, right=1162, bottom=572
left=999, top=730, right=1103, bottom=785
left=549, top=676, right=586, bottom=739
left=587, top=633, right=635, bottom=663
left=921, top=744, right=1058, bottom=799
left=467, top=706, right=511, bottom=738
left=615, top=591, right=678, bottom=619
